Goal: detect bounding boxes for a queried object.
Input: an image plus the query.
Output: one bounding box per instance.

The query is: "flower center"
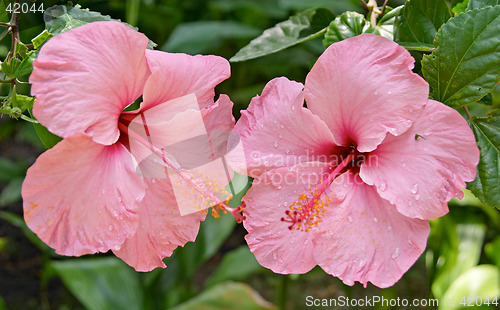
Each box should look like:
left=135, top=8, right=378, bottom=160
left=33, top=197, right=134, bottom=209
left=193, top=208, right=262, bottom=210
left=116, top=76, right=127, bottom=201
left=281, top=149, right=361, bottom=231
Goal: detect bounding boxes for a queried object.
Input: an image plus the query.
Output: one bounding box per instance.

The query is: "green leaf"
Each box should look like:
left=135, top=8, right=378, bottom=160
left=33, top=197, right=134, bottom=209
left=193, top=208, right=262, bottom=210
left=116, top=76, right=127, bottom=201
left=422, top=6, right=500, bottom=107
left=44, top=4, right=157, bottom=49
left=468, top=110, right=500, bottom=209
left=373, top=6, right=404, bottom=40
left=11, top=94, right=35, bottom=112
left=16, top=42, right=28, bottom=59
left=205, top=246, right=264, bottom=287
left=14, top=55, right=34, bottom=77
left=485, top=236, right=500, bottom=266
left=0, top=157, right=27, bottom=182
left=394, top=0, right=451, bottom=47
left=52, top=257, right=143, bottom=310
left=279, top=0, right=358, bottom=13
left=452, top=0, right=469, bottom=16
left=0, top=296, right=6, bottom=310
left=323, top=7, right=403, bottom=49
left=452, top=0, right=468, bottom=7
left=322, top=12, right=368, bottom=48
left=33, top=123, right=62, bottom=149
left=175, top=212, right=237, bottom=279
left=230, top=8, right=334, bottom=62
left=162, top=21, right=260, bottom=54
left=478, top=92, right=493, bottom=106
left=45, top=5, right=112, bottom=34
left=0, top=177, right=23, bottom=206
left=467, top=0, right=499, bottom=11
left=0, top=0, right=8, bottom=22
left=32, top=30, right=53, bottom=50
left=170, top=282, right=276, bottom=310
left=430, top=217, right=486, bottom=299
left=1, top=58, right=21, bottom=78
left=439, top=265, right=500, bottom=310
left=0, top=53, right=34, bottom=78
left=0, top=211, right=54, bottom=255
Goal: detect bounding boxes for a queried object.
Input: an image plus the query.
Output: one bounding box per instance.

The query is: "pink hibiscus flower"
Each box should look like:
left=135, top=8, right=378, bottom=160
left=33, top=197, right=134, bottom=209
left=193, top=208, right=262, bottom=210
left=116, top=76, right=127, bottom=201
left=22, top=21, right=235, bottom=271
left=234, top=34, right=479, bottom=287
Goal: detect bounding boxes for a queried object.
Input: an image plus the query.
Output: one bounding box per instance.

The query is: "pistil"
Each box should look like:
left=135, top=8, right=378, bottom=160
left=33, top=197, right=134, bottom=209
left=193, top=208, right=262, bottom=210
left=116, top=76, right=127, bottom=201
left=281, top=150, right=356, bottom=231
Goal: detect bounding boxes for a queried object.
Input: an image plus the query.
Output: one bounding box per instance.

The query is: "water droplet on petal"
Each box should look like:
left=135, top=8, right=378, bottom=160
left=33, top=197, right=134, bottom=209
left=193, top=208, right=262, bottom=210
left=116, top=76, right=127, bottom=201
left=415, top=194, right=420, bottom=200
left=112, top=210, right=118, bottom=217
left=348, top=216, right=353, bottom=223
left=280, top=124, right=285, bottom=129
left=114, top=245, right=121, bottom=251
left=388, top=90, right=392, bottom=95
left=101, top=189, right=106, bottom=194
left=278, top=134, right=282, bottom=139
left=391, top=247, right=400, bottom=259
left=272, top=252, right=278, bottom=260
left=409, top=200, right=413, bottom=206
left=273, top=140, right=279, bottom=148
left=260, top=123, right=264, bottom=128
left=379, top=182, right=387, bottom=191
left=411, top=184, right=418, bottom=194
left=388, top=226, right=392, bottom=231
left=373, top=217, right=379, bottom=223
left=151, top=178, right=157, bottom=184
left=329, top=230, right=334, bottom=236
left=291, top=105, right=295, bottom=111
left=276, top=185, right=282, bottom=190
left=285, top=148, right=290, bottom=154
left=304, top=239, right=309, bottom=245
left=278, top=257, right=283, bottom=263
left=402, top=162, right=407, bottom=167
left=290, top=236, right=295, bottom=244
left=406, top=119, right=413, bottom=125
left=108, top=225, right=113, bottom=231
left=374, top=89, right=379, bottom=95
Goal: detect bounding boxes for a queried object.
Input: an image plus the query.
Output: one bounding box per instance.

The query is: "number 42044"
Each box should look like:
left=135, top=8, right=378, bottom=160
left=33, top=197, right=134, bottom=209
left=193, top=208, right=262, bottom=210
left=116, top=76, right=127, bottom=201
left=6, top=2, right=44, bottom=14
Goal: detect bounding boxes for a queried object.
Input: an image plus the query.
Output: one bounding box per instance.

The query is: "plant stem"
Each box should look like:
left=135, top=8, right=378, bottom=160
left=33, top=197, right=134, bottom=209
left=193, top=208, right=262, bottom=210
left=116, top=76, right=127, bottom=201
left=6, top=0, right=21, bottom=62
left=367, top=0, right=382, bottom=28
left=380, top=0, right=389, bottom=16
left=126, top=0, right=140, bottom=27
left=275, top=275, right=289, bottom=310
left=463, top=106, right=472, bottom=120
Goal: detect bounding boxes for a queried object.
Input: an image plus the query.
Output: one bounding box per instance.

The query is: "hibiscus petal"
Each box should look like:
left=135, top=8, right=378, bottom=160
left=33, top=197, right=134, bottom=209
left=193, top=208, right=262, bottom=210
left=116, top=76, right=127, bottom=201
left=243, top=163, right=332, bottom=274
left=304, top=33, right=428, bottom=152
left=113, top=178, right=205, bottom=271
left=30, top=21, right=150, bottom=145
left=234, top=77, right=339, bottom=178
left=315, top=172, right=430, bottom=288
left=359, top=100, right=479, bottom=220
left=141, top=50, right=230, bottom=110
left=22, top=134, right=144, bottom=256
